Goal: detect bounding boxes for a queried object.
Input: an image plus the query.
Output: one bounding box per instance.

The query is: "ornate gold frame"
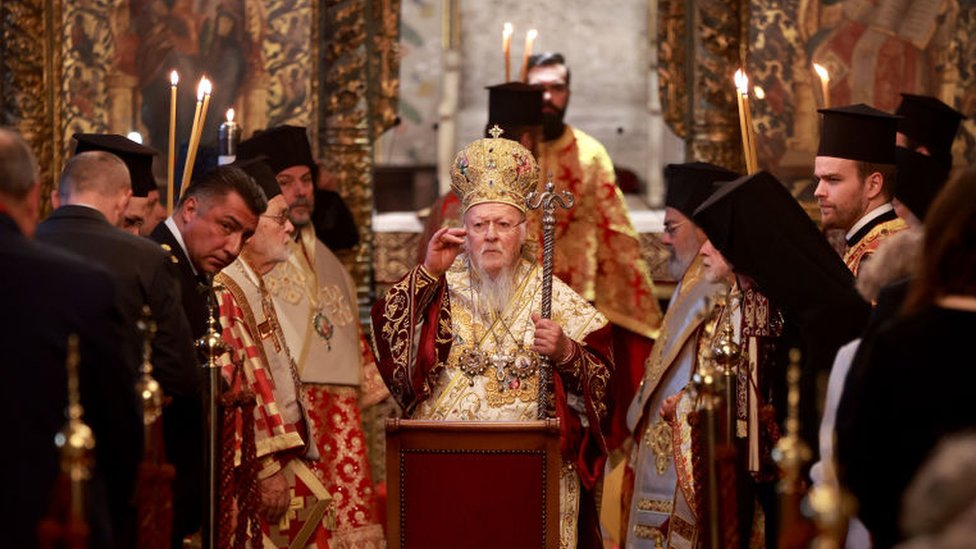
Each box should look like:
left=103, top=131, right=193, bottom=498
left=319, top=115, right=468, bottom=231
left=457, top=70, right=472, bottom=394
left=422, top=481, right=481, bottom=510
left=1, top=0, right=398, bottom=298
left=2, top=0, right=65, bottom=212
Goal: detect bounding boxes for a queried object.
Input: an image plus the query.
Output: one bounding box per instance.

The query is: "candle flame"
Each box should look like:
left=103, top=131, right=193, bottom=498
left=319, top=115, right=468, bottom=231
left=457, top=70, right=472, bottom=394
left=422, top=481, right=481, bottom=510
left=527, top=28, right=538, bottom=40
left=127, top=131, right=143, bottom=144
left=226, top=108, right=235, bottom=122
left=202, top=77, right=212, bottom=96
left=813, top=63, right=829, bottom=83
left=753, top=86, right=766, bottom=100
left=196, top=77, right=206, bottom=100
left=170, top=70, right=179, bottom=86
left=733, top=69, right=749, bottom=95
left=503, top=22, right=513, bottom=39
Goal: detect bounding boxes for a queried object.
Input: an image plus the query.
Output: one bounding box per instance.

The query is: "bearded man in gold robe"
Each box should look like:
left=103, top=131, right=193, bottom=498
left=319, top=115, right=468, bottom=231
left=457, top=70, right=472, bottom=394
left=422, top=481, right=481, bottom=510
left=371, top=133, right=614, bottom=547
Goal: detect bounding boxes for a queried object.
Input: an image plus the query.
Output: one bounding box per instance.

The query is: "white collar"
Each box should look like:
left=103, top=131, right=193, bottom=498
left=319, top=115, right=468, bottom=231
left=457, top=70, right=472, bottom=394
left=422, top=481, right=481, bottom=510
left=846, top=203, right=894, bottom=242
left=164, top=216, right=197, bottom=276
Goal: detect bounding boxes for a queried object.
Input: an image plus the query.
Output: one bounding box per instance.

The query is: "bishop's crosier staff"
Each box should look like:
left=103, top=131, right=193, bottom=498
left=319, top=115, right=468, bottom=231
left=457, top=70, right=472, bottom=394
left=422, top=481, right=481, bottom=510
left=526, top=167, right=574, bottom=419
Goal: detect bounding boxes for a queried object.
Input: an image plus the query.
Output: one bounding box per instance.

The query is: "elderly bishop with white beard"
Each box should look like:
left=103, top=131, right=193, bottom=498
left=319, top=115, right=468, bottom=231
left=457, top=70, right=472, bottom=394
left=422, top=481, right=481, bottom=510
left=371, top=133, right=614, bottom=547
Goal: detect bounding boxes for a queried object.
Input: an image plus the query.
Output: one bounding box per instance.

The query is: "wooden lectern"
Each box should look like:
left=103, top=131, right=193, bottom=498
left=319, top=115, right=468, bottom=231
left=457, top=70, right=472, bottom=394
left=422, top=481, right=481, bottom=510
left=385, top=418, right=562, bottom=549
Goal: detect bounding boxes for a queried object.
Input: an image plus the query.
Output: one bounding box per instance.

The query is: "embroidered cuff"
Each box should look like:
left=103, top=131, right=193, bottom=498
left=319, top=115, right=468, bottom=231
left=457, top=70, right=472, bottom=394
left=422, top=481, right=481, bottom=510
left=417, top=263, right=439, bottom=282
left=556, top=340, right=579, bottom=366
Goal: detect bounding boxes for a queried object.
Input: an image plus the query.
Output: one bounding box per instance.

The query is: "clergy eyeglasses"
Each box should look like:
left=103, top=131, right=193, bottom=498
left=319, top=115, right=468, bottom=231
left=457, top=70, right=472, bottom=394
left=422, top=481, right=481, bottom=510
left=468, top=219, right=525, bottom=236
left=262, top=209, right=290, bottom=227
left=663, top=219, right=687, bottom=236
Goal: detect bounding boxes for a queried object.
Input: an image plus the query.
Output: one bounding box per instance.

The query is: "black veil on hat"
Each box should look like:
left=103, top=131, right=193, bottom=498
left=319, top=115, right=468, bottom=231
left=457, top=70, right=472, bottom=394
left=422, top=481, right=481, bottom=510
left=893, top=146, right=952, bottom=221
left=895, top=93, right=966, bottom=161
left=73, top=133, right=159, bottom=197
left=692, top=171, right=870, bottom=456
left=817, top=104, right=901, bottom=164
left=237, top=125, right=316, bottom=178
left=663, top=162, right=740, bottom=219
left=239, top=125, right=360, bottom=250
left=692, top=171, right=868, bottom=339
left=232, top=156, right=280, bottom=200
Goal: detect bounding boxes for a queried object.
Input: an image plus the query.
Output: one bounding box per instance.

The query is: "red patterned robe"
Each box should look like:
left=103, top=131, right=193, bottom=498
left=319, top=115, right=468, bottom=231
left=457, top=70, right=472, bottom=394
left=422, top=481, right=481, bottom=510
left=534, top=125, right=663, bottom=450
left=370, top=257, right=615, bottom=546
left=216, top=255, right=385, bottom=548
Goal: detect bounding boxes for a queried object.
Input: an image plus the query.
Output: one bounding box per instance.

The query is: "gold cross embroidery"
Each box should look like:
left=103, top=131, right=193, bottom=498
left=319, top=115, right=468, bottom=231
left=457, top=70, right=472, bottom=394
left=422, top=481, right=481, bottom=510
left=258, top=295, right=282, bottom=352
left=278, top=488, right=304, bottom=530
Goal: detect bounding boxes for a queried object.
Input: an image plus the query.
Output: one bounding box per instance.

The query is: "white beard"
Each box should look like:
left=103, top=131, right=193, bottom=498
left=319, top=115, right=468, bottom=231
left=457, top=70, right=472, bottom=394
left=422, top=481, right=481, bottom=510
left=666, top=250, right=691, bottom=280
left=471, top=261, right=515, bottom=316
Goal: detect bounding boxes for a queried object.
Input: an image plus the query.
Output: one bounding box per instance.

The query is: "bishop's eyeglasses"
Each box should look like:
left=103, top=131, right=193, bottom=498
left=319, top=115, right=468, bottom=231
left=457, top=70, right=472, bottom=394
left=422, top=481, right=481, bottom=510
left=468, top=219, right=525, bottom=236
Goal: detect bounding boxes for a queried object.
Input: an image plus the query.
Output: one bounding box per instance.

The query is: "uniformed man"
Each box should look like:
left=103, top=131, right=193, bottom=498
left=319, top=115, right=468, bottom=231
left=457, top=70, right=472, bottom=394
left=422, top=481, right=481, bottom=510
left=36, top=141, right=201, bottom=548
left=70, top=133, right=160, bottom=236
left=150, top=165, right=266, bottom=340
left=0, top=127, right=142, bottom=549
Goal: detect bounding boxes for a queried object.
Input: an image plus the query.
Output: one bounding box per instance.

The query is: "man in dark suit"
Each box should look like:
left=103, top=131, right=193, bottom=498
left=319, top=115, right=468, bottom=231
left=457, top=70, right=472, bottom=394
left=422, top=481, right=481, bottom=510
left=36, top=143, right=202, bottom=548
left=150, top=165, right=267, bottom=340
left=0, top=127, right=142, bottom=548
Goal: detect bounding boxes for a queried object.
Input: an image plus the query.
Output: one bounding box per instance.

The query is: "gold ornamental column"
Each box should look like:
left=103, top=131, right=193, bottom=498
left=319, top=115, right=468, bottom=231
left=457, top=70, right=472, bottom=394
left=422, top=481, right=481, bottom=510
left=657, top=0, right=748, bottom=172
left=0, top=0, right=65, bottom=212
left=317, top=0, right=399, bottom=310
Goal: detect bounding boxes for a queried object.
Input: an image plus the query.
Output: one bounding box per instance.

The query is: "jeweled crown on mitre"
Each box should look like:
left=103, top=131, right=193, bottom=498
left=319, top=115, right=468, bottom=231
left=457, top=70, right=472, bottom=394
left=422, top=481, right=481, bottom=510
left=450, top=126, right=540, bottom=214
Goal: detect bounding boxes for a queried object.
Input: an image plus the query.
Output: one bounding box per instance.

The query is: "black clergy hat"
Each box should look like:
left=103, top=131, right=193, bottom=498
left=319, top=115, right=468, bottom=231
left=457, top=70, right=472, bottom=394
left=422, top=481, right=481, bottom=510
left=694, top=172, right=870, bottom=463
left=817, top=104, right=901, bottom=164
left=232, top=156, right=280, bottom=200
left=895, top=94, right=965, bottom=160
left=487, top=82, right=543, bottom=127
left=893, top=146, right=952, bottom=221
left=237, top=125, right=316, bottom=177
left=73, top=133, right=159, bottom=197
left=664, top=162, right=740, bottom=218
left=692, top=171, right=860, bottom=329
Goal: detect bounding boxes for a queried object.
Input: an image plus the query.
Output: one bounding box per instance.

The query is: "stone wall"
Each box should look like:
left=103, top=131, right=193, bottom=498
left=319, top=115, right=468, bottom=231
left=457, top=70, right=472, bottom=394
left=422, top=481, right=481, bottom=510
left=375, top=0, right=686, bottom=202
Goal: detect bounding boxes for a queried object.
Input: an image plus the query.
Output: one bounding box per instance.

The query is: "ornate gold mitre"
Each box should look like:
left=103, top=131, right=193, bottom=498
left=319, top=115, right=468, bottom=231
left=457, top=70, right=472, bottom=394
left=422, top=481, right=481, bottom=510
left=450, top=126, right=540, bottom=213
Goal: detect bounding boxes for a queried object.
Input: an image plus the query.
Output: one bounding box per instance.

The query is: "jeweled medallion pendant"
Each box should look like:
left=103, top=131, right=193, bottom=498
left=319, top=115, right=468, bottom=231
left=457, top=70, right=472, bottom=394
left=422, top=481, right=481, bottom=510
left=313, top=309, right=334, bottom=350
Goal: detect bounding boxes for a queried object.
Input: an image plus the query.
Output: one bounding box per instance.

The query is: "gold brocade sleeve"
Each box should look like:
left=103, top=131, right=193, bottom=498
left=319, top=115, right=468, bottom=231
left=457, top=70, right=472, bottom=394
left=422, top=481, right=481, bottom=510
left=555, top=326, right=614, bottom=425
left=370, top=264, right=453, bottom=414
left=358, top=327, right=390, bottom=408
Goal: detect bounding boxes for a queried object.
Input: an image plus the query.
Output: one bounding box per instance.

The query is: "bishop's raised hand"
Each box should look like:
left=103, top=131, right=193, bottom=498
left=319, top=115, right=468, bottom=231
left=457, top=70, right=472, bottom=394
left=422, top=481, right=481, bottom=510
left=423, top=227, right=467, bottom=278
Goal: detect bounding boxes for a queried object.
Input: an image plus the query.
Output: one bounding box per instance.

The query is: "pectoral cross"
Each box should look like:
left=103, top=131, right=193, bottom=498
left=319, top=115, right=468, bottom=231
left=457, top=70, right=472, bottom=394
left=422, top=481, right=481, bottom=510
left=259, top=295, right=282, bottom=352
left=278, top=488, right=304, bottom=530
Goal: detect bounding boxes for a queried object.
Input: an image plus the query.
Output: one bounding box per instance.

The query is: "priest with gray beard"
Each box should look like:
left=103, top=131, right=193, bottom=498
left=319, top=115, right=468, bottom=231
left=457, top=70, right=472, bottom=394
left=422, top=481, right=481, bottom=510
left=371, top=132, right=615, bottom=547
